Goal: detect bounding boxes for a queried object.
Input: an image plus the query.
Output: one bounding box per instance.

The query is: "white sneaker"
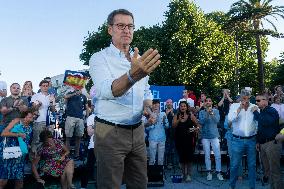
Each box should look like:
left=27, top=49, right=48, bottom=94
left=185, top=175, right=192, bottom=182
left=207, top=172, right=212, bottom=181
left=217, top=173, right=224, bottom=181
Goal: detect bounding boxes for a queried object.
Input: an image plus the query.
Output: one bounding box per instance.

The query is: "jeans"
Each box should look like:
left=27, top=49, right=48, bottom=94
left=230, top=137, right=256, bottom=189
left=201, top=138, right=222, bottom=172
left=227, top=137, right=243, bottom=176
left=149, top=141, right=165, bottom=165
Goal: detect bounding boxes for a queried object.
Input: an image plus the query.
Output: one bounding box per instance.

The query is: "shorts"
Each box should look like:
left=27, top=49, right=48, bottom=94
left=65, top=116, right=84, bottom=137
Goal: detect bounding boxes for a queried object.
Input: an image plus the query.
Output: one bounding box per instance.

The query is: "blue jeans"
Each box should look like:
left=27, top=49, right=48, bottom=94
left=227, top=136, right=243, bottom=176
left=230, top=136, right=256, bottom=189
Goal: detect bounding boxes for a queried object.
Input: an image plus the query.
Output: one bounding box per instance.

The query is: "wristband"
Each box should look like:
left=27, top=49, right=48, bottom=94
left=126, top=70, right=136, bottom=84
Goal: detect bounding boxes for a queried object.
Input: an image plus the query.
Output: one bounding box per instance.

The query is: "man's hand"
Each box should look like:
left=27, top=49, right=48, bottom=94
left=251, top=106, right=258, bottom=112
left=129, top=48, right=161, bottom=82
left=148, top=116, right=156, bottom=125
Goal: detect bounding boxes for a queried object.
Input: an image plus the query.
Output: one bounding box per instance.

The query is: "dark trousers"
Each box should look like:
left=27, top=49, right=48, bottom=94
left=260, top=140, right=283, bottom=189
left=81, top=148, right=96, bottom=188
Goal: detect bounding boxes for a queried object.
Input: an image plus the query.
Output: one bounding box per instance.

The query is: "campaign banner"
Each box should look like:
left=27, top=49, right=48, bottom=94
left=63, top=70, right=89, bottom=89
left=150, top=85, right=185, bottom=111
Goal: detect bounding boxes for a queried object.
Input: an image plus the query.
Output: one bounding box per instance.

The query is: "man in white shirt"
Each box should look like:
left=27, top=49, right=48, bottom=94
left=228, top=89, right=258, bottom=189
left=89, top=9, right=160, bottom=189
left=31, top=80, right=55, bottom=153
left=178, top=89, right=194, bottom=108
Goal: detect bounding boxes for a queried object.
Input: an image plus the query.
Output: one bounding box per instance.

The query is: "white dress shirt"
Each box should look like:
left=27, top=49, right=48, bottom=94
left=228, top=102, right=258, bottom=137
left=89, top=44, right=153, bottom=125
left=31, top=92, right=50, bottom=123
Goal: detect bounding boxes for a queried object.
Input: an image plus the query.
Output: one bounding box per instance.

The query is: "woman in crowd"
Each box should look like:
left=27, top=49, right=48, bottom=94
left=199, top=97, right=224, bottom=181
left=0, top=110, right=34, bottom=189
left=21, top=81, right=35, bottom=105
left=173, top=101, right=200, bottom=182
left=32, top=130, right=75, bottom=189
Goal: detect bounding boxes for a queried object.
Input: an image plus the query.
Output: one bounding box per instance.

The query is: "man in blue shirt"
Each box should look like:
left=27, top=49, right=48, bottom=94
left=64, top=88, right=88, bottom=159
left=89, top=9, right=161, bottom=189
left=252, top=94, right=282, bottom=189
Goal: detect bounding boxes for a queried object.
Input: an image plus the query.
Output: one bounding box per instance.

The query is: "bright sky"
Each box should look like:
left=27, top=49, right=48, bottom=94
left=0, top=0, right=283, bottom=92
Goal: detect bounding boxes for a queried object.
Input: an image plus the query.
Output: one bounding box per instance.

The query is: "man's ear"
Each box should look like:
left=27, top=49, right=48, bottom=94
left=108, top=26, right=113, bottom=36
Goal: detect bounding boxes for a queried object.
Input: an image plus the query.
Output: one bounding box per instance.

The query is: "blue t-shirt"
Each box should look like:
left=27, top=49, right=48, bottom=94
left=65, top=93, right=87, bottom=119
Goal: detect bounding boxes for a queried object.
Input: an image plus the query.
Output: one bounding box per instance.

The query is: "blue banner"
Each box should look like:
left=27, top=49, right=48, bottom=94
left=150, top=85, right=185, bottom=111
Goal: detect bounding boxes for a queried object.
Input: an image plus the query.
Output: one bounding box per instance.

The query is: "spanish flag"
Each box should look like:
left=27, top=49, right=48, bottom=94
left=63, top=70, right=89, bottom=89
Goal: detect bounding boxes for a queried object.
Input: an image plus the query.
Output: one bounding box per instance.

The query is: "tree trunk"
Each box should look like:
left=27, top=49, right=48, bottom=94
left=234, top=34, right=240, bottom=94
left=255, top=34, right=265, bottom=93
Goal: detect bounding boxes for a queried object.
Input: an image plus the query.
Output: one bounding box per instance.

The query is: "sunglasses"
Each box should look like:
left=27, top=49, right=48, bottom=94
left=256, top=99, right=266, bottom=102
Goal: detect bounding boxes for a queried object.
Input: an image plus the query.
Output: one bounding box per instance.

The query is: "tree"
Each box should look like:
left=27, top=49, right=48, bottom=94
left=206, top=11, right=269, bottom=94
left=227, top=0, right=284, bottom=92
left=270, top=52, right=284, bottom=86
left=156, top=0, right=238, bottom=97
left=80, top=24, right=111, bottom=66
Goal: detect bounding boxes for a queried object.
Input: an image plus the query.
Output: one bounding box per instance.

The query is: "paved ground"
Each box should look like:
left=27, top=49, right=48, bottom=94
left=36, top=162, right=276, bottom=189
left=21, top=146, right=284, bottom=189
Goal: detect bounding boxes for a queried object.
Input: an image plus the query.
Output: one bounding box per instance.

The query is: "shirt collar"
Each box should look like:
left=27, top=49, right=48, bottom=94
left=109, top=43, right=134, bottom=59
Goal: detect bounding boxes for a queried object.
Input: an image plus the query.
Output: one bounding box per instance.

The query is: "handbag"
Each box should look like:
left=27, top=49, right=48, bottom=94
left=2, top=137, right=22, bottom=159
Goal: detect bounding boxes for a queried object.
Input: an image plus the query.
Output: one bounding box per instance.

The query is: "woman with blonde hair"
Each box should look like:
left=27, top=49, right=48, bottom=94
left=21, top=81, right=35, bottom=105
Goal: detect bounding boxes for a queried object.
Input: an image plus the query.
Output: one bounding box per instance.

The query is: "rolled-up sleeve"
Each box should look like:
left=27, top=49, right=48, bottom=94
left=89, top=53, right=115, bottom=100
left=228, top=103, right=239, bottom=122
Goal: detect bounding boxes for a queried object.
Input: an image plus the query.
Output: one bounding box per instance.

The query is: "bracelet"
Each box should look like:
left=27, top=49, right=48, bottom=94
left=126, top=70, right=136, bottom=84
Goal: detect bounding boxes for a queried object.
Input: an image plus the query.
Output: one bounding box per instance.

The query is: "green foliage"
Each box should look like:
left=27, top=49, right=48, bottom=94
left=227, top=0, right=284, bottom=92
left=78, top=0, right=282, bottom=99
left=148, top=0, right=238, bottom=98
left=270, top=52, right=284, bottom=86
left=80, top=24, right=111, bottom=66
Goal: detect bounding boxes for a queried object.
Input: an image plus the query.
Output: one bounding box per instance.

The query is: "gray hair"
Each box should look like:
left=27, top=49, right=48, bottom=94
left=240, top=89, right=251, bottom=97
left=107, top=9, right=134, bottom=25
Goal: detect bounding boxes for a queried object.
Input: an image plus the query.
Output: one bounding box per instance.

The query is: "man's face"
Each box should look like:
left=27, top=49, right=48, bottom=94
left=40, top=82, right=49, bottom=93
left=256, top=96, right=268, bottom=109
left=183, top=90, right=188, bottom=98
left=241, top=96, right=250, bottom=107
left=10, top=84, right=21, bottom=96
left=108, top=14, right=134, bottom=48
left=201, top=94, right=206, bottom=101
left=166, top=100, right=173, bottom=108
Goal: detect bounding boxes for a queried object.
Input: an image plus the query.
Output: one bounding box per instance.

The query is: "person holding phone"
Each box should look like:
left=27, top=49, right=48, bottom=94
left=199, top=97, right=224, bottom=181
left=173, top=101, right=200, bottom=182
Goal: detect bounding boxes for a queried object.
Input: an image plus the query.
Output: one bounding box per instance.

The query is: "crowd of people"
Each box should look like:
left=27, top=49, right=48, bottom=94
left=0, top=78, right=92, bottom=189
left=0, top=8, right=284, bottom=189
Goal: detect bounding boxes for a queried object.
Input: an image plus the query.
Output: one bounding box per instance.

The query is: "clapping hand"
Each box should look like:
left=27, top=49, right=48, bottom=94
left=130, top=48, right=161, bottom=81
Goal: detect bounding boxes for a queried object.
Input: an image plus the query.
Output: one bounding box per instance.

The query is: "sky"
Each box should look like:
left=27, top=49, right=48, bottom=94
left=0, top=0, right=283, bottom=92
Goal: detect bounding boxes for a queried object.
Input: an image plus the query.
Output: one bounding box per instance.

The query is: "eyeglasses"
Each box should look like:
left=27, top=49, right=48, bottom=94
left=256, top=99, right=266, bottom=102
left=112, top=23, right=135, bottom=31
